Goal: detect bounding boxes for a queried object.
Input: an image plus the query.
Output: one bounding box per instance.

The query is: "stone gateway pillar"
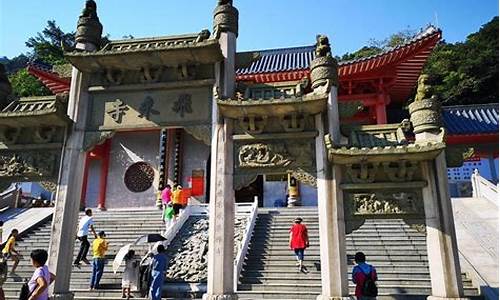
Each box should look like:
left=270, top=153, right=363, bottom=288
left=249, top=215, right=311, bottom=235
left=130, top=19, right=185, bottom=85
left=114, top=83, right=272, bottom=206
left=204, top=1, right=239, bottom=299
left=410, top=75, right=466, bottom=300
left=48, top=1, right=102, bottom=299
left=311, top=35, right=350, bottom=300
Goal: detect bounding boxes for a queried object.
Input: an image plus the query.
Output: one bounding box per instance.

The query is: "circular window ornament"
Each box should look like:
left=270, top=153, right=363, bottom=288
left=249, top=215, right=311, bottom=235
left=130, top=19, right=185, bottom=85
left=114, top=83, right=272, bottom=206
left=124, top=162, right=155, bottom=193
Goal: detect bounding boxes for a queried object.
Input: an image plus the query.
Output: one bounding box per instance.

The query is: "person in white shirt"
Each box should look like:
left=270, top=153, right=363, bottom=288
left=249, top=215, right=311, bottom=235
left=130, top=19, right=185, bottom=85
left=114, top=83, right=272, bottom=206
left=74, top=209, right=97, bottom=266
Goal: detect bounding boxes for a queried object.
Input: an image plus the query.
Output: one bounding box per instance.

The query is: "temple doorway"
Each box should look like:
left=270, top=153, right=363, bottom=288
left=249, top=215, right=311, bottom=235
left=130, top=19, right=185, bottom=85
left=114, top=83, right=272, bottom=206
left=235, top=175, right=264, bottom=206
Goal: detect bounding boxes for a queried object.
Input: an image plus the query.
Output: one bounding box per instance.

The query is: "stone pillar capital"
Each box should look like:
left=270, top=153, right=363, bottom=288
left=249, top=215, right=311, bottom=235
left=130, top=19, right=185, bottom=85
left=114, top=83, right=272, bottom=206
left=75, top=0, right=103, bottom=48
left=310, top=35, right=339, bottom=90
left=213, top=1, right=239, bottom=38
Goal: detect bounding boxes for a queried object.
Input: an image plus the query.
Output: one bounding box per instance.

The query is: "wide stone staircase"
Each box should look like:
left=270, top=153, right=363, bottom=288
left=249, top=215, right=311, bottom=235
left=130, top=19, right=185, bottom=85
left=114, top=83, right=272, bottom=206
left=237, top=207, right=482, bottom=299
left=2, top=209, right=163, bottom=300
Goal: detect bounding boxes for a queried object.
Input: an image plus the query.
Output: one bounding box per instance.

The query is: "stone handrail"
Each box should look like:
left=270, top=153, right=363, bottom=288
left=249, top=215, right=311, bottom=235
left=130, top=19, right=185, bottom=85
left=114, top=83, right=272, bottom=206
left=233, top=198, right=259, bottom=291
left=162, top=205, right=194, bottom=249
left=471, top=169, right=498, bottom=206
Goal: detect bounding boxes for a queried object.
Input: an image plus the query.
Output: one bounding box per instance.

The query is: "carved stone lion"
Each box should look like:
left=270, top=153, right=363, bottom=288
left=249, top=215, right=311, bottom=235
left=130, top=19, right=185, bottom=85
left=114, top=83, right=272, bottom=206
left=415, top=74, right=432, bottom=102
left=315, top=35, right=332, bottom=57
left=81, top=0, right=98, bottom=19
left=217, top=0, right=233, bottom=6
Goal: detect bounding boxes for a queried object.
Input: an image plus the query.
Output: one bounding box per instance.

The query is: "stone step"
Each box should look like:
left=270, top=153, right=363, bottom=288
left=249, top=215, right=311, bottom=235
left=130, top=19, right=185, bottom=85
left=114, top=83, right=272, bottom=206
left=242, top=265, right=430, bottom=273
left=240, top=270, right=441, bottom=279
left=239, top=276, right=474, bottom=286
left=236, top=290, right=483, bottom=300
left=251, top=231, right=426, bottom=238
left=249, top=236, right=427, bottom=242
left=237, top=283, right=480, bottom=293
left=244, top=253, right=428, bottom=261
left=35, top=225, right=165, bottom=232
left=247, top=243, right=427, bottom=251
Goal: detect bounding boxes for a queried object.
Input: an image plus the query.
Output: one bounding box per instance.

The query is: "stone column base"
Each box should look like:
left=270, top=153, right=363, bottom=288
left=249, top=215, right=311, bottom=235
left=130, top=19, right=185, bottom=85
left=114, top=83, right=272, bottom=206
left=287, top=196, right=301, bottom=207
left=316, top=296, right=352, bottom=300
left=202, top=293, right=238, bottom=300
left=427, top=297, right=471, bottom=300
left=50, top=292, right=74, bottom=300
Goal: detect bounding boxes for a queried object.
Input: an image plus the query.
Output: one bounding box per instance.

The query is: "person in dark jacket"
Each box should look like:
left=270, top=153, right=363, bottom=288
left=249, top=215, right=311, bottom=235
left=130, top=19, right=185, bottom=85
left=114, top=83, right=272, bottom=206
left=352, top=252, right=378, bottom=300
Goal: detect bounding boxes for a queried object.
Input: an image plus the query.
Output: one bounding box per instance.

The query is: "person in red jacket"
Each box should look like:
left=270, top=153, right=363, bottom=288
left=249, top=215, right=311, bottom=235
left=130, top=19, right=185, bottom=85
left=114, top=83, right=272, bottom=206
left=289, top=217, right=309, bottom=272
left=352, top=251, right=378, bottom=299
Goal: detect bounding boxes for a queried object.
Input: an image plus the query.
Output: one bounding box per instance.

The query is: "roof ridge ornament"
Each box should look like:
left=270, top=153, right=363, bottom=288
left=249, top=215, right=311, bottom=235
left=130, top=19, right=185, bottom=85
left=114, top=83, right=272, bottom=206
left=75, top=0, right=103, bottom=48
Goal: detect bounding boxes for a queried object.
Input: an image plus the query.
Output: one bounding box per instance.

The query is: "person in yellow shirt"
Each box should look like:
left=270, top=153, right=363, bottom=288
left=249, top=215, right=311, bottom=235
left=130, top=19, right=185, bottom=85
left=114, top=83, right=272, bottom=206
left=90, top=231, right=108, bottom=290
left=171, top=185, right=183, bottom=220
left=2, top=229, right=21, bottom=274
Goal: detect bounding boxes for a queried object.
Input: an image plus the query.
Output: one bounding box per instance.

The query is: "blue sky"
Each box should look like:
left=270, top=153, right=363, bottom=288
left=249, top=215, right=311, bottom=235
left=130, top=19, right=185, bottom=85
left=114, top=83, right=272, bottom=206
left=0, top=0, right=498, bottom=59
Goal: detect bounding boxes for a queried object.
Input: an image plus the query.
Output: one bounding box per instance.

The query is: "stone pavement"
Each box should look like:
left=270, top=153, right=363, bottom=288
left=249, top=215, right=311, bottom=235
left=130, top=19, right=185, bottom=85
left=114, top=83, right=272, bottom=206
left=0, top=207, right=53, bottom=243
left=452, top=197, right=499, bottom=299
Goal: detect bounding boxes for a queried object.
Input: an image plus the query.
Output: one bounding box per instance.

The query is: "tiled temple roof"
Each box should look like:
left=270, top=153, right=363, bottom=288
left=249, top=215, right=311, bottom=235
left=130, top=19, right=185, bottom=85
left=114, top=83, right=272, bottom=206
left=27, top=61, right=71, bottom=94
left=236, top=26, right=442, bottom=102
left=442, top=104, right=499, bottom=135
left=236, top=46, right=315, bottom=75
left=236, top=26, right=440, bottom=76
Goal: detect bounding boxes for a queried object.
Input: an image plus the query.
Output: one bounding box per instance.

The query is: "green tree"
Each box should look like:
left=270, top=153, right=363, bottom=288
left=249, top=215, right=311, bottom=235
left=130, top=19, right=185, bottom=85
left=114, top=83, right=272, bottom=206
left=340, top=29, right=416, bottom=61
left=25, top=20, right=75, bottom=65
left=1, top=54, right=29, bottom=74
left=424, top=17, right=498, bottom=105
left=8, top=69, right=51, bottom=97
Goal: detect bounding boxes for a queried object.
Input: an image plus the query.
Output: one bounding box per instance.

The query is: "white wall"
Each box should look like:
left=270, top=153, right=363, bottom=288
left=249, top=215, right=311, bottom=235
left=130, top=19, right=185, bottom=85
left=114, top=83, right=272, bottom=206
left=105, top=131, right=160, bottom=208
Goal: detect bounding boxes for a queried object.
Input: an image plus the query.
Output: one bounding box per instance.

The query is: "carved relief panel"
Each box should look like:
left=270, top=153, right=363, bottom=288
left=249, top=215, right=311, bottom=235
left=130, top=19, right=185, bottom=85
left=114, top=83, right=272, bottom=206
left=234, top=140, right=315, bottom=176
left=0, top=151, right=60, bottom=180
left=344, top=190, right=426, bottom=234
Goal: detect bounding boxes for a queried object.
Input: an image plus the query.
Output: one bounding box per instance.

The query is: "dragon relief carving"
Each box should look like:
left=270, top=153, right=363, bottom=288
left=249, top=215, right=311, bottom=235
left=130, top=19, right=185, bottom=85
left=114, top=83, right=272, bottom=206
left=237, top=142, right=314, bottom=169
left=350, top=192, right=423, bottom=216
left=238, top=143, right=292, bottom=168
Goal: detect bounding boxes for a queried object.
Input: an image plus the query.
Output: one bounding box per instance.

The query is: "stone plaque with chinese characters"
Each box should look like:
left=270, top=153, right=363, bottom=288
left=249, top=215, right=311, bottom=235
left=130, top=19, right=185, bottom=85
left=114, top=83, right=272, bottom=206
left=88, top=86, right=212, bottom=130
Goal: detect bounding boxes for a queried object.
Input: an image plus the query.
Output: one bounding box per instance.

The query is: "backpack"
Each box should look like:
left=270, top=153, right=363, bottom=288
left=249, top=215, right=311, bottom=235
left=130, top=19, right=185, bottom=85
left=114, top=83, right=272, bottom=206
left=361, top=265, right=378, bottom=297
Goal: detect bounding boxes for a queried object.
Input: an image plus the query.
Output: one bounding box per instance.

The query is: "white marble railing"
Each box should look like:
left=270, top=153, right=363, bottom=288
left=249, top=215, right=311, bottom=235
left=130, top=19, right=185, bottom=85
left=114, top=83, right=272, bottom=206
left=471, top=169, right=498, bottom=206
left=162, top=205, right=194, bottom=248
left=233, top=198, right=259, bottom=291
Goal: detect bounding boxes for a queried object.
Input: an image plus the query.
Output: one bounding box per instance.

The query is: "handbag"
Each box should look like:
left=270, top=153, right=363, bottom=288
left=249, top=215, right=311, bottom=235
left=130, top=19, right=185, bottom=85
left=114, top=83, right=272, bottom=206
left=18, top=279, right=30, bottom=300
left=19, top=267, right=47, bottom=300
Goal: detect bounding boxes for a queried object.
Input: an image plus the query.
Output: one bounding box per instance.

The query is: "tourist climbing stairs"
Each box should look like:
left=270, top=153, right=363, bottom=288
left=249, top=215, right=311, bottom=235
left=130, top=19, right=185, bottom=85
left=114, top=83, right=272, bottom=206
left=2, top=208, right=163, bottom=300
left=237, top=207, right=482, bottom=300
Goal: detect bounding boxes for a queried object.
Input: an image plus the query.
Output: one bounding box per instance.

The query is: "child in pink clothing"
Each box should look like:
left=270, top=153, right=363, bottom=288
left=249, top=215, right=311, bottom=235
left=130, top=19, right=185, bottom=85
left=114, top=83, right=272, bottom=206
left=161, top=185, right=172, bottom=205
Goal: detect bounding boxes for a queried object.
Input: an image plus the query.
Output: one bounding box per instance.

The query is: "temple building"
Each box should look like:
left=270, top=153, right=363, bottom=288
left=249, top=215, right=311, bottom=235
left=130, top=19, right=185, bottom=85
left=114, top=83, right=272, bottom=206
left=24, top=26, right=498, bottom=208
left=0, top=1, right=495, bottom=299
left=23, top=26, right=443, bottom=209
